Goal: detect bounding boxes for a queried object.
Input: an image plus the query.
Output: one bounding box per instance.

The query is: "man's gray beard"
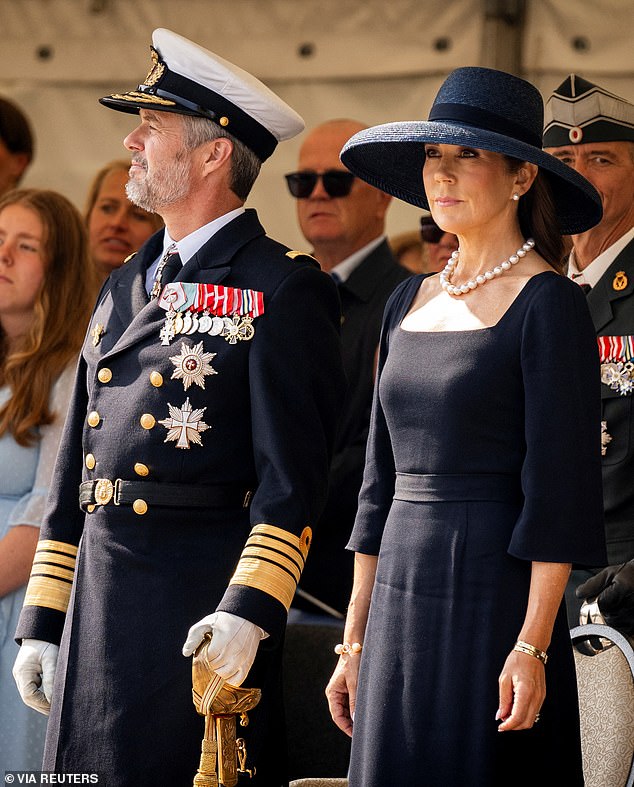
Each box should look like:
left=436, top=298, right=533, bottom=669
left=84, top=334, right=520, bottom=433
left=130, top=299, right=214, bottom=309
left=126, top=155, right=192, bottom=213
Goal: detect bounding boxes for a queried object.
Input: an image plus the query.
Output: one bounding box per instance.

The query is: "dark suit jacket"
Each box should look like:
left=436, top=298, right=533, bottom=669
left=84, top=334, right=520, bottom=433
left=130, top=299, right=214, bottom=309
left=296, top=239, right=410, bottom=614
left=16, top=209, right=346, bottom=784
left=586, top=237, right=634, bottom=563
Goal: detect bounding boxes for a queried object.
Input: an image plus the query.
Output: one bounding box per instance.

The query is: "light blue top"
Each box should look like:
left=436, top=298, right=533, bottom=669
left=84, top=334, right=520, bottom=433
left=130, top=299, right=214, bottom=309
left=0, top=364, right=75, bottom=772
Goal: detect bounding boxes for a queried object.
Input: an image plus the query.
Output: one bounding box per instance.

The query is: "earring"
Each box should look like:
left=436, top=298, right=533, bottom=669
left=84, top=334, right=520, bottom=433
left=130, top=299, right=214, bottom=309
left=512, top=193, right=520, bottom=201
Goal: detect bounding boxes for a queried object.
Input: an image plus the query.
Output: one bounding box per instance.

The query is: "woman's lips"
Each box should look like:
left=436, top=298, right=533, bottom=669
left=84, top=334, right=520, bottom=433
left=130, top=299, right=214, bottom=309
left=433, top=197, right=461, bottom=207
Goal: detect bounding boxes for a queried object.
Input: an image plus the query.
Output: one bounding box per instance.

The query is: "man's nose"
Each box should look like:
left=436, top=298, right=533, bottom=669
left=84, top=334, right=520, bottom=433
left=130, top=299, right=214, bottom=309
left=309, top=174, right=330, bottom=199
left=124, top=125, right=144, bottom=151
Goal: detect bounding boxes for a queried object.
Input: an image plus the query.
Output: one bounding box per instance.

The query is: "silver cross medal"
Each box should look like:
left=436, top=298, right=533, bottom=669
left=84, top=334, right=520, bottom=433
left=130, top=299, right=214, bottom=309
left=160, top=307, right=177, bottom=346
left=159, top=397, right=209, bottom=449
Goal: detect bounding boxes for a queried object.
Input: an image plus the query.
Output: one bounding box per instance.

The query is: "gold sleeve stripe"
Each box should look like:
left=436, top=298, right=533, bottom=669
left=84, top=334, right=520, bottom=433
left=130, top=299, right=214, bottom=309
left=245, top=534, right=305, bottom=573
left=32, top=552, right=76, bottom=570
left=230, top=558, right=297, bottom=611
left=23, top=540, right=78, bottom=613
left=24, top=574, right=74, bottom=613
left=36, top=539, right=78, bottom=557
left=229, top=524, right=312, bottom=610
left=241, top=545, right=302, bottom=582
left=30, top=565, right=75, bottom=582
left=250, top=524, right=311, bottom=561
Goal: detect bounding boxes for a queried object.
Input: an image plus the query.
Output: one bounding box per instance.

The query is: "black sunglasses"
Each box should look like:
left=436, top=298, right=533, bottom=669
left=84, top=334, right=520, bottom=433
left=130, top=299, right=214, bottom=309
left=285, top=170, right=355, bottom=199
left=420, top=215, right=446, bottom=244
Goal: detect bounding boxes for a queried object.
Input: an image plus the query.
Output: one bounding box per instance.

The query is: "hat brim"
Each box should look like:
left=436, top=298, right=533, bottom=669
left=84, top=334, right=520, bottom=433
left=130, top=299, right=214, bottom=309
left=340, top=121, right=602, bottom=235
left=99, top=91, right=203, bottom=118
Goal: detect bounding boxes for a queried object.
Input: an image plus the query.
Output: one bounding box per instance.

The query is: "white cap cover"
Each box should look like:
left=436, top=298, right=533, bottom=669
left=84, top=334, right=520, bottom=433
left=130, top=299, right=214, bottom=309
left=100, top=28, right=304, bottom=161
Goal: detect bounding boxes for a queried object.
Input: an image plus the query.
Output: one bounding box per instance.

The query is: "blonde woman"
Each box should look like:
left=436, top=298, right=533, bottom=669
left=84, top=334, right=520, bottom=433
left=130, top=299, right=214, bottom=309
left=85, top=159, right=162, bottom=280
left=0, top=189, right=96, bottom=769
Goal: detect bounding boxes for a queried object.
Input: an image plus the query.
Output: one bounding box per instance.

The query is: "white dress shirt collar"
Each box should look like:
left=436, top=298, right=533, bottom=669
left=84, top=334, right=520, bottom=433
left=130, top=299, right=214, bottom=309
left=329, top=236, right=386, bottom=283
left=568, top=226, right=634, bottom=288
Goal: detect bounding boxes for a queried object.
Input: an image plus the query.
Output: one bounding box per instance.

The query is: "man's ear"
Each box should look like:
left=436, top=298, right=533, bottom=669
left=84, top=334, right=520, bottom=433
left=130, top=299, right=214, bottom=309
left=201, top=137, right=233, bottom=176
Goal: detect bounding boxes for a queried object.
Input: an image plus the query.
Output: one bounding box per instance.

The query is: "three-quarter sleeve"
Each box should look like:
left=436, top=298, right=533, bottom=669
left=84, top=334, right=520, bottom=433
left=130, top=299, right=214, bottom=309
left=347, top=278, right=419, bottom=555
left=8, top=362, right=77, bottom=529
left=509, top=276, right=607, bottom=566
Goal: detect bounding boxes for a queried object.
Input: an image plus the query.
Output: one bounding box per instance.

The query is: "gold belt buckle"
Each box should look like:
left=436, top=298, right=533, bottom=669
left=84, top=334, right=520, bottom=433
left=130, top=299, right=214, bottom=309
left=113, top=478, right=122, bottom=505
left=94, top=478, right=114, bottom=506
left=93, top=478, right=123, bottom=506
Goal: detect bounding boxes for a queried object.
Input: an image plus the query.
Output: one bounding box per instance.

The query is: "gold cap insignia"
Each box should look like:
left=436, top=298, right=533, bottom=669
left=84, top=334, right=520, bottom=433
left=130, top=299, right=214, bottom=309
left=143, top=47, right=165, bottom=87
left=613, top=271, right=628, bottom=291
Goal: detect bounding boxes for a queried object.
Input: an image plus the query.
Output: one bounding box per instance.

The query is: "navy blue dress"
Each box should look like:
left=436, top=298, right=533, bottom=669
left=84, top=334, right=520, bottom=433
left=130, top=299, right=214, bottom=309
left=347, top=272, right=606, bottom=787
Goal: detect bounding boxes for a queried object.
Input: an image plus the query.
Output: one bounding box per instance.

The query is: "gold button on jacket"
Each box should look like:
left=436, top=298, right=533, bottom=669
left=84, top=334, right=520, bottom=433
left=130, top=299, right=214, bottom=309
left=140, top=414, right=156, bottom=430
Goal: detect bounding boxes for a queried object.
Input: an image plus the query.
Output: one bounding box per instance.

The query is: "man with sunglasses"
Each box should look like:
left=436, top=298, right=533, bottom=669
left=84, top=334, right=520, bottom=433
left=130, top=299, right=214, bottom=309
left=285, top=119, right=410, bottom=620
left=420, top=215, right=458, bottom=272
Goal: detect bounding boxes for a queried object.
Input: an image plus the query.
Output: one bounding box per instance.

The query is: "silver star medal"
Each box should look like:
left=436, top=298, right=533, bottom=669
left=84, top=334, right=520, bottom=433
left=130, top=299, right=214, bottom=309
left=169, top=341, right=217, bottom=390
left=601, top=420, right=613, bottom=456
left=159, top=397, right=209, bottom=449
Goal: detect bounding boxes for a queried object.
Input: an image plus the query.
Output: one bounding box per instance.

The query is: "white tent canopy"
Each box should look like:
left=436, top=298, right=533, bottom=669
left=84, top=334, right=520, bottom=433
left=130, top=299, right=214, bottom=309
left=1, top=0, right=632, bottom=248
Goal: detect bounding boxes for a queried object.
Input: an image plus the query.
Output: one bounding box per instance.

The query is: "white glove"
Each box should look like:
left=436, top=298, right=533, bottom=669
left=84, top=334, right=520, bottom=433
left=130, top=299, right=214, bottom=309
left=182, top=611, right=268, bottom=686
left=13, top=638, right=59, bottom=716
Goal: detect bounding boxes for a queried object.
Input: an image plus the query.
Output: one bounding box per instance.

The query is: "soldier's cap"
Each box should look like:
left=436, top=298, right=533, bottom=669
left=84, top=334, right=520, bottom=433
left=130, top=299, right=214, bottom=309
left=543, top=74, right=634, bottom=147
left=100, top=28, right=304, bottom=162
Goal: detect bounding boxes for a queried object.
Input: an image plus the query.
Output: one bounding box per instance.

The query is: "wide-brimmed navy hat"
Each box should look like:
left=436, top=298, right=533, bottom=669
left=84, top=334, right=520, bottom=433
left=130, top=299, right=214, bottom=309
left=340, top=67, right=602, bottom=235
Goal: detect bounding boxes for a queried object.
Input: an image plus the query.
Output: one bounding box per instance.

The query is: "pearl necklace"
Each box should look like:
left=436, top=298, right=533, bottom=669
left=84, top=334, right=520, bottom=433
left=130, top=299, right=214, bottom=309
left=439, top=238, right=535, bottom=297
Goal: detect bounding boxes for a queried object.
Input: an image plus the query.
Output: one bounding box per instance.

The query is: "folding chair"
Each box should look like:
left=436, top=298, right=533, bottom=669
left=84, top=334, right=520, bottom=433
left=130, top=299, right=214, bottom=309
left=571, top=623, right=634, bottom=787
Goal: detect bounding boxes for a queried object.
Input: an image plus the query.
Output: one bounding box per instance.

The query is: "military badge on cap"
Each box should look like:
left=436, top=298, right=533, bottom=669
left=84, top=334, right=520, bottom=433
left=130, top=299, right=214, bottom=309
left=544, top=74, right=634, bottom=148
left=99, top=28, right=304, bottom=162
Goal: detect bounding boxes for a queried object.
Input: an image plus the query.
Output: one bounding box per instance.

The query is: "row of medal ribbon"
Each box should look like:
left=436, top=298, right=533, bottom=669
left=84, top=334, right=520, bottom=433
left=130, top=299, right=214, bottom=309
left=160, top=310, right=256, bottom=345
left=598, top=335, right=634, bottom=396
left=158, top=282, right=265, bottom=346
left=158, top=281, right=265, bottom=316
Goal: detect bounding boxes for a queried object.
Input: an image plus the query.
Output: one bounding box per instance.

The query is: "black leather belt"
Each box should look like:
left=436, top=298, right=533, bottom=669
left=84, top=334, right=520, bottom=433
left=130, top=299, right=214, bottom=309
left=80, top=478, right=253, bottom=512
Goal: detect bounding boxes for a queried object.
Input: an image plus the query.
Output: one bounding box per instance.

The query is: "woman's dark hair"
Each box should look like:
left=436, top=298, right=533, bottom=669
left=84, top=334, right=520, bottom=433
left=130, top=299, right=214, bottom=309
left=505, top=156, right=566, bottom=273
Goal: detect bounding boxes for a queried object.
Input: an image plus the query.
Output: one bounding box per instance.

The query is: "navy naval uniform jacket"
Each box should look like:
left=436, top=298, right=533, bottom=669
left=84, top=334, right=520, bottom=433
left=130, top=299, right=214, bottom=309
left=586, top=237, right=634, bottom=564
left=295, top=240, right=410, bottom=614
left=15, top=209, right=346, bottom=785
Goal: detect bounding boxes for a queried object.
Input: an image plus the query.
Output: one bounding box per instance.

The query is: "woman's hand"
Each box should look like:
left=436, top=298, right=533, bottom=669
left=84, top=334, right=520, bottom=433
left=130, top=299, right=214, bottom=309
left=496, top=648, right=546, bottom=731
left=326, top=653, right=360, bottom=737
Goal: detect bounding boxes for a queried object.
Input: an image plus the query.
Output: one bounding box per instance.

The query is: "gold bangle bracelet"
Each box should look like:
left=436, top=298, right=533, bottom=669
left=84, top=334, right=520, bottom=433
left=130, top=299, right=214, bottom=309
left=514, top=640, right=548, bottom=664
left=334, top=641, right=363, bottom=656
